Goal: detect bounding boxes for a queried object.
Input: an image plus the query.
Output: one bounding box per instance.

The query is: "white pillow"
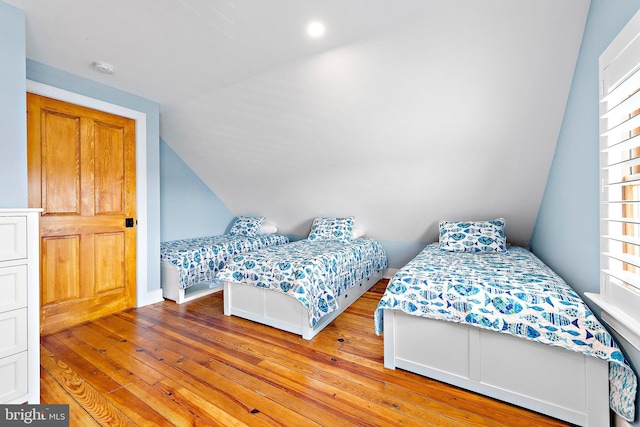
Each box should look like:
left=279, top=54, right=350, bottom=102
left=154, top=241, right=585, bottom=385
left=258, top=220, right=278, bottom=234
left=351, top=226, right=365, bottom=239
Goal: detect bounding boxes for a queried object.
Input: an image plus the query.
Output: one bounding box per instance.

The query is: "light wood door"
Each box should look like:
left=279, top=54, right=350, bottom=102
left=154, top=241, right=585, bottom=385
left=27, top=93, right=136, bottom=334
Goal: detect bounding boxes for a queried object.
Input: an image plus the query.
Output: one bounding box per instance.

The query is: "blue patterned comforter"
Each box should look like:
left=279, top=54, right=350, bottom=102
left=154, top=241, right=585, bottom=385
left=160, top=234, right=289, bottom=290
left=374, top=243, right=637, bottom=421
left=218, top=238, right=388, bottom=327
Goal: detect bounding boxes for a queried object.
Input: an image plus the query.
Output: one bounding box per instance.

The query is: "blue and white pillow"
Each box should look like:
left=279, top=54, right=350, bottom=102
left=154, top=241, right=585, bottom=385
left=439, top=218, right=507, bottom=253
left=308, top=217, right=355, bottom=242
left=227, top=216, right=266, bottom=237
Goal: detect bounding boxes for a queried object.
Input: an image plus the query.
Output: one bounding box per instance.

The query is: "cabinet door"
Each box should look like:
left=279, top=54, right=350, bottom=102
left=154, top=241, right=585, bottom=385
left=0, top=352, right=27, bottom=403
left=0, top=265, right=28, bottom=312
left=0, top=308, right=28, bottom=359
left=0, top=216, right=27, bottom=262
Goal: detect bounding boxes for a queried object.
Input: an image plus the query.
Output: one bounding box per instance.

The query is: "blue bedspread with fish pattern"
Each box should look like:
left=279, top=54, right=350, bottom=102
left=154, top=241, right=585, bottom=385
left=160, top=234, right=289, bottom=290
left=218, top=238, right=388, bottom=327
left=374, top=243, right=637, bottom=421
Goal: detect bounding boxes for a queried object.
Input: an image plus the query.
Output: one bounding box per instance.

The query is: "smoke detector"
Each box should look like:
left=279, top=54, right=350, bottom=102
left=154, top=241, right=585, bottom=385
left=92, top=61, right=115, bottom=75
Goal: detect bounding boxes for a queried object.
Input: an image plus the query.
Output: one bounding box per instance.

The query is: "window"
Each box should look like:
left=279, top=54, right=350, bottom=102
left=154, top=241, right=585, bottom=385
left=594, top=9, right=640, bottom=349
left=601, top=79, right=640, bottom=293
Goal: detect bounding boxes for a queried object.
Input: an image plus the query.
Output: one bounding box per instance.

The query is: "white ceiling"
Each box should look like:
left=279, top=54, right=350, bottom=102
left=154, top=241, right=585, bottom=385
left=7, top=0, right=591, bottom=245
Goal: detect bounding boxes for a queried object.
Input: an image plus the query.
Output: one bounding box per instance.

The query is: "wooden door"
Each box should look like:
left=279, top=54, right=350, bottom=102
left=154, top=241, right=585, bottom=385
left=27, top=93, right=136, bottom=334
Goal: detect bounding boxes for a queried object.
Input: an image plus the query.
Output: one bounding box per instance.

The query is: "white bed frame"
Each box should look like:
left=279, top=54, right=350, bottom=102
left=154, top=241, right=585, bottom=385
left=383, top=309, right=611, bottom=427
left=224, top=269, right=385, bottom=340
left=161, top=261, right=222, bottom=304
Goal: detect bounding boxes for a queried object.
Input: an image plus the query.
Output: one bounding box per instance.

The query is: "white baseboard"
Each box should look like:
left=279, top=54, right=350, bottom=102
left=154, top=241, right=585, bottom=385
left=139, top=288, right=164, bottom=307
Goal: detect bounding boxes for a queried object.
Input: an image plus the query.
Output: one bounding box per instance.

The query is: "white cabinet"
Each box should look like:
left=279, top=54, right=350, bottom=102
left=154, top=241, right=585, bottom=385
left=0, top=209, right=41, bottom=404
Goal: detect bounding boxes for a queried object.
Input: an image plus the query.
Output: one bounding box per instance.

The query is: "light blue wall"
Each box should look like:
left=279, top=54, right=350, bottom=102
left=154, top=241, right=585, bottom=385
left=0, top=2, right=27, bottom=207
left=377, top=240, right=427, bottom=271
left=531, top=0, right=640, bottom=297
left=160, top=139, right=234, bottom=241
left=26, top=60, right=162, bottom=294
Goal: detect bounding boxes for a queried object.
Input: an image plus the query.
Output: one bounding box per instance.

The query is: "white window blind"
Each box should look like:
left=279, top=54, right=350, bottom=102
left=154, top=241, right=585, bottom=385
left=601, top=65, right=640, bottom=295
left=592, top=8, right=640, bottom=369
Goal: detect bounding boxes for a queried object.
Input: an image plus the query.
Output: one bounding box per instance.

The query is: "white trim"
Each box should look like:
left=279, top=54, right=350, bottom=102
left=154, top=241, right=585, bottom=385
left=145, top=288, right=164, bottom=306
left=600, top=10, right=640, bottom=88
left=26, top=80, right=150, bottom=307
left=585, top=290, right=640, bottom=352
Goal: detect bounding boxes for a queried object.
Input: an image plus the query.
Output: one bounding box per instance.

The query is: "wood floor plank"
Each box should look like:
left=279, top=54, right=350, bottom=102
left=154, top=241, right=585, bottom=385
left=160, top=353, right=323, bottom=426
left=202, top=353, right=364, bottom=426
left=41, top=334, right=125, bottom=395
left=118, top=379, right=197, bottom=426
left=256, top=358, right=473, bottom=427
left=40, top=367, right=102, bottom=427
left=42, top=332, right=177, bottom=426
left=40, top=345, right=135, bottom=426
left=89, top=317, right=314, bottom=426
left=101, top=311, right=357, bottom=425
left=57, top=323, right=167, bottom=386
left=128, top=319, right=359, bottom=425
left=40, top=280, right=576, bottom=427
left=41, top=336, right=172, bottom=426
left=156, top=378, right=252, bottom=427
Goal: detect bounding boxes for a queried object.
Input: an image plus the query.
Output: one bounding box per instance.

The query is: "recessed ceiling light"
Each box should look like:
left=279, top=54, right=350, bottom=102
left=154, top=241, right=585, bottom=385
left=92, top=61, right=115, bottom=75
left=307, top=21, right=325, bottom=38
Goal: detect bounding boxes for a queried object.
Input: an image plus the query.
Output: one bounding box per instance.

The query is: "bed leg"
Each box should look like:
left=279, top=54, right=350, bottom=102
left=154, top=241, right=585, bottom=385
left=383, top=309, right=396, bottom=370
left=302, top=309, right=313, bottom=340
left=584, top=357, right=610, bottom=427
left=223, top=282, right=231, bottom=316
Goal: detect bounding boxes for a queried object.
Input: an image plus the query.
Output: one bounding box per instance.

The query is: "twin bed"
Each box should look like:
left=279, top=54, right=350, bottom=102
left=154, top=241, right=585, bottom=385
left=219, top=216, right=388, bottom=339
left=162, top=216, right=638, bottom=425
left=375, top=219, right=637, bottom=426
left=220, top=237, right=387, bottom=339
left=160, top=217, right=288, bottom=303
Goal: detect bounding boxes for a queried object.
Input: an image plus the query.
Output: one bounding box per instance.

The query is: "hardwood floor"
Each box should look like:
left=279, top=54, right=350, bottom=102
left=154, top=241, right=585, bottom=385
left=40, top=280, right=575, bottom=426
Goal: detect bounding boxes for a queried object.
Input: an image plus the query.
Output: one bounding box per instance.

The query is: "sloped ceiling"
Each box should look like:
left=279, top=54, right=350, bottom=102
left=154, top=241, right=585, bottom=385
left=7, top=0, right=590, bottom=245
